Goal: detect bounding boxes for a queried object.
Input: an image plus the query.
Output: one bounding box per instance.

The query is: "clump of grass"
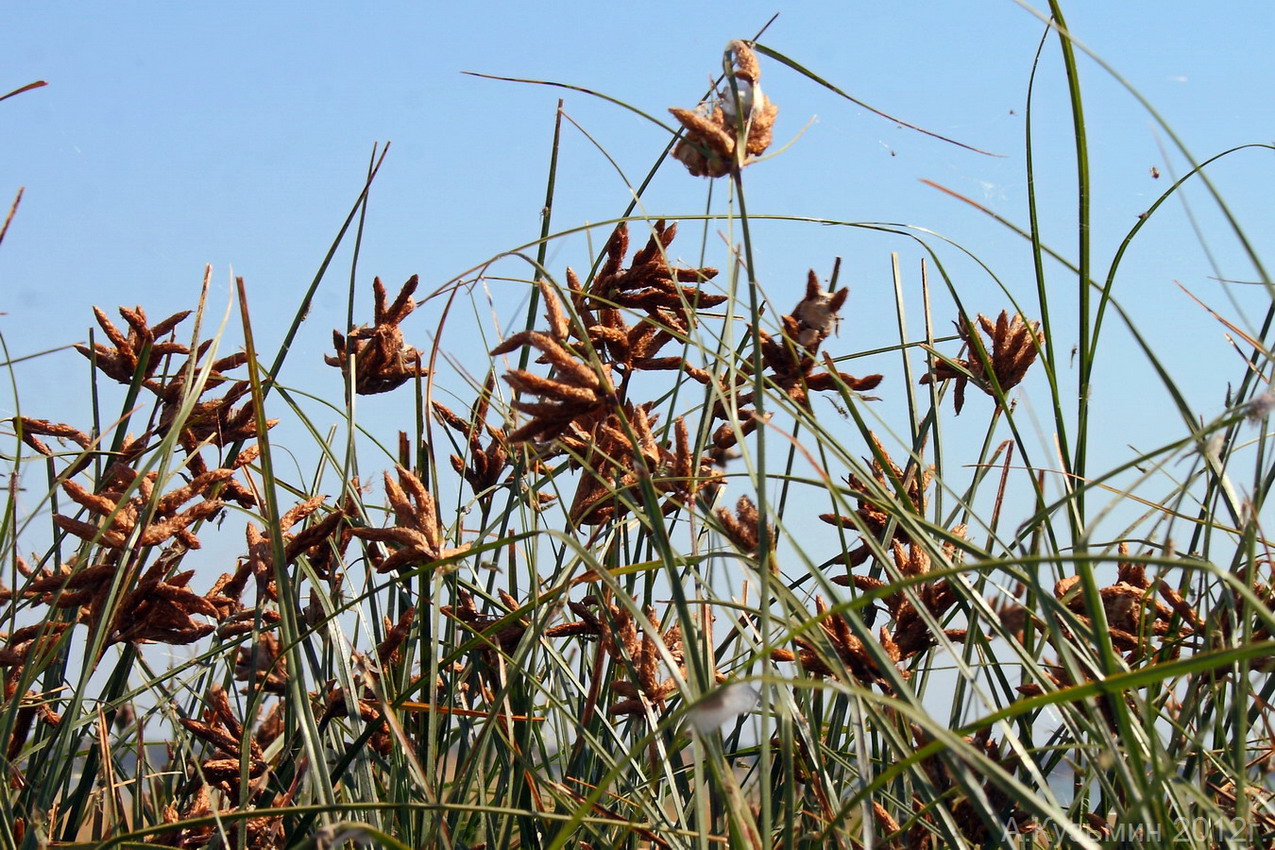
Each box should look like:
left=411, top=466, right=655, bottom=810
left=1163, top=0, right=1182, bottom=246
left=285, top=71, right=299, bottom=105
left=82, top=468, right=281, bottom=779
left=2, top=20, right=1274, bottom=850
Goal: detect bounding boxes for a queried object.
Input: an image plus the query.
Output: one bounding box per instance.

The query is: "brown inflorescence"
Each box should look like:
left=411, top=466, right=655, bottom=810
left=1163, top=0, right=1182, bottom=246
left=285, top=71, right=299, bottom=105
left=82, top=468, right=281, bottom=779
left=545, top=595, right=707, bottom=716
left=753, top=270, right=883, bottom=409
left=714, top=495, right=774, bottom=560
left=565, top=402, right=660, bottom=526
left=443, top=588, right=529, bottom=664
left=75, top=305, right=192, bottom=385
left=822, top=433, right=932, bottom=569
left=0, top=621, right=67, bottom=768
left=160, top=686, right=284, bottom=848
left=490, top=221, right=732, bottom=527
left=1049, top=543, right=1199, bottom=665
left=234, top=631, right=288, bottom=695
left=165, top=378, right=278, bottom=451
left=108, top=557, right=222, bottom=646
left=493, top=328, right=619, bottom=446
left=493, top=222, right=722, bottom=442
left=12, top=417, right=93, bottom=459
left=326, top=275, right=430, bottom=394
left=317, top=607, right=421, bottom=760
left=53, top=462, right=231, bottom=552
left=350, top=466, right=470, bottom=574
left=433, top=372, right=514, bottom=499
left=178, top=685, right=271, bottom=804
left=235, top=493, right=350, bottom=604
left=769, top=596, right=898, bottom=691
left=75, top=302, right=277, bottom=457
left=847, top=534, right=968, bottom=662
left=921, top=310, right=1043, bottom=414
left=904, top=725, right=1033, bottom=846
left=669, top=41, right=779, bottom=178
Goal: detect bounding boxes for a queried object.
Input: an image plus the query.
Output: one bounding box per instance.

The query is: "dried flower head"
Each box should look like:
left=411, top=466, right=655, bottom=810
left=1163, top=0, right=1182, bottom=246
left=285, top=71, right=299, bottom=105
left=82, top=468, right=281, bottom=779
left=0, top=623, right=68, bottom=761
left=53, top=464, right=230, bottom=551
left=921, top=310, right=1043, bottom=414
left=1052, top=543, right=1196, bottom=663
left=237, top=494, right=349, bottom=601
left=570, top=221, right=724, bottom=376
left=75, top=305, right=191, bottom=384
left=565, top=402, right=664, bottom=526
left=434, top=373, right=513, bottom=499
left=108, top=558, right=221, bottom=646
left=770, top=596, right=898, bottom=690
left=670, top=41, right=779, bottom=178
left=442, top=589, right=529, bottom=666
left=608, top=605, right=687, bottom=716
left=11, top=417, right=92, bottom=458
left=234, top=631, right=288, bottom=694
left=822, top=434, right=932, bottom=568
left=848, top=535, right=968, bottom=660
left=326, top=275, right=429, bottom=394
left=715, top=494, right=775, bottom=560
left=754, top=270, right=882, bottom=408
left=178, top=685, right=270, bottom=805
left=164, top=379, right=279, bottom=449
left=492, top=330, right=618, bottom=445
left=350, top=467, right=469, bottom=573
left=492, top=221, right=727, bottom=456
left=661, top=415, right=725, bottom=512
left=547, top=596, right=697, bottom=717
left=144, top=344, right=248, bottom=406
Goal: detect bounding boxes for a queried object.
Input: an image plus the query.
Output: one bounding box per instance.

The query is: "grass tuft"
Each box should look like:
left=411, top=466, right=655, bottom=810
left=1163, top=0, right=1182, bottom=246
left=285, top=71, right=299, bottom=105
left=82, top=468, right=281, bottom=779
left=2, top=13, right=1273, bottom=850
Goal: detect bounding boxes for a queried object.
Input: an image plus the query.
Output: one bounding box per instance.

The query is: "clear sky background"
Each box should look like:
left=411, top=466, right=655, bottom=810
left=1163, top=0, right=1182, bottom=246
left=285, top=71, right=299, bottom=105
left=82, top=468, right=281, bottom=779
left=3, top=3, right=1274, bottom=554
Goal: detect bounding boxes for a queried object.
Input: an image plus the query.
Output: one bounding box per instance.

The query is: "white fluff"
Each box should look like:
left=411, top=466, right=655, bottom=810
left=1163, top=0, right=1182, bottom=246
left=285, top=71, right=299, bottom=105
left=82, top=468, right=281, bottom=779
left=720, top=79, right=765, bottom=121
left=689, top=683, right=759, bottom=733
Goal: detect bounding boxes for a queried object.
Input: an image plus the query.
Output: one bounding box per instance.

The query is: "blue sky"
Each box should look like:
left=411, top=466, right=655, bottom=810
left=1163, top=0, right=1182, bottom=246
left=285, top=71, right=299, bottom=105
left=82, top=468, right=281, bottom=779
left=3, top=3, right=1274, bottom=550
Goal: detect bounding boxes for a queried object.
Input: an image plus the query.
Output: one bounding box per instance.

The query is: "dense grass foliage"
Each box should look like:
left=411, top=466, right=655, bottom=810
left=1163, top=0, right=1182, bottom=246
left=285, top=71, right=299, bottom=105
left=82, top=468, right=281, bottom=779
left=3, top=18, right=1275, bottom=850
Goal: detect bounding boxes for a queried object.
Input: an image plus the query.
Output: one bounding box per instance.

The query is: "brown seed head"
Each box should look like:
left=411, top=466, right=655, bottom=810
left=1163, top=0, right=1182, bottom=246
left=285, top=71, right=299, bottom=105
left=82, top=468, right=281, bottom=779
left=669, top=41, right=778, bottom=177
